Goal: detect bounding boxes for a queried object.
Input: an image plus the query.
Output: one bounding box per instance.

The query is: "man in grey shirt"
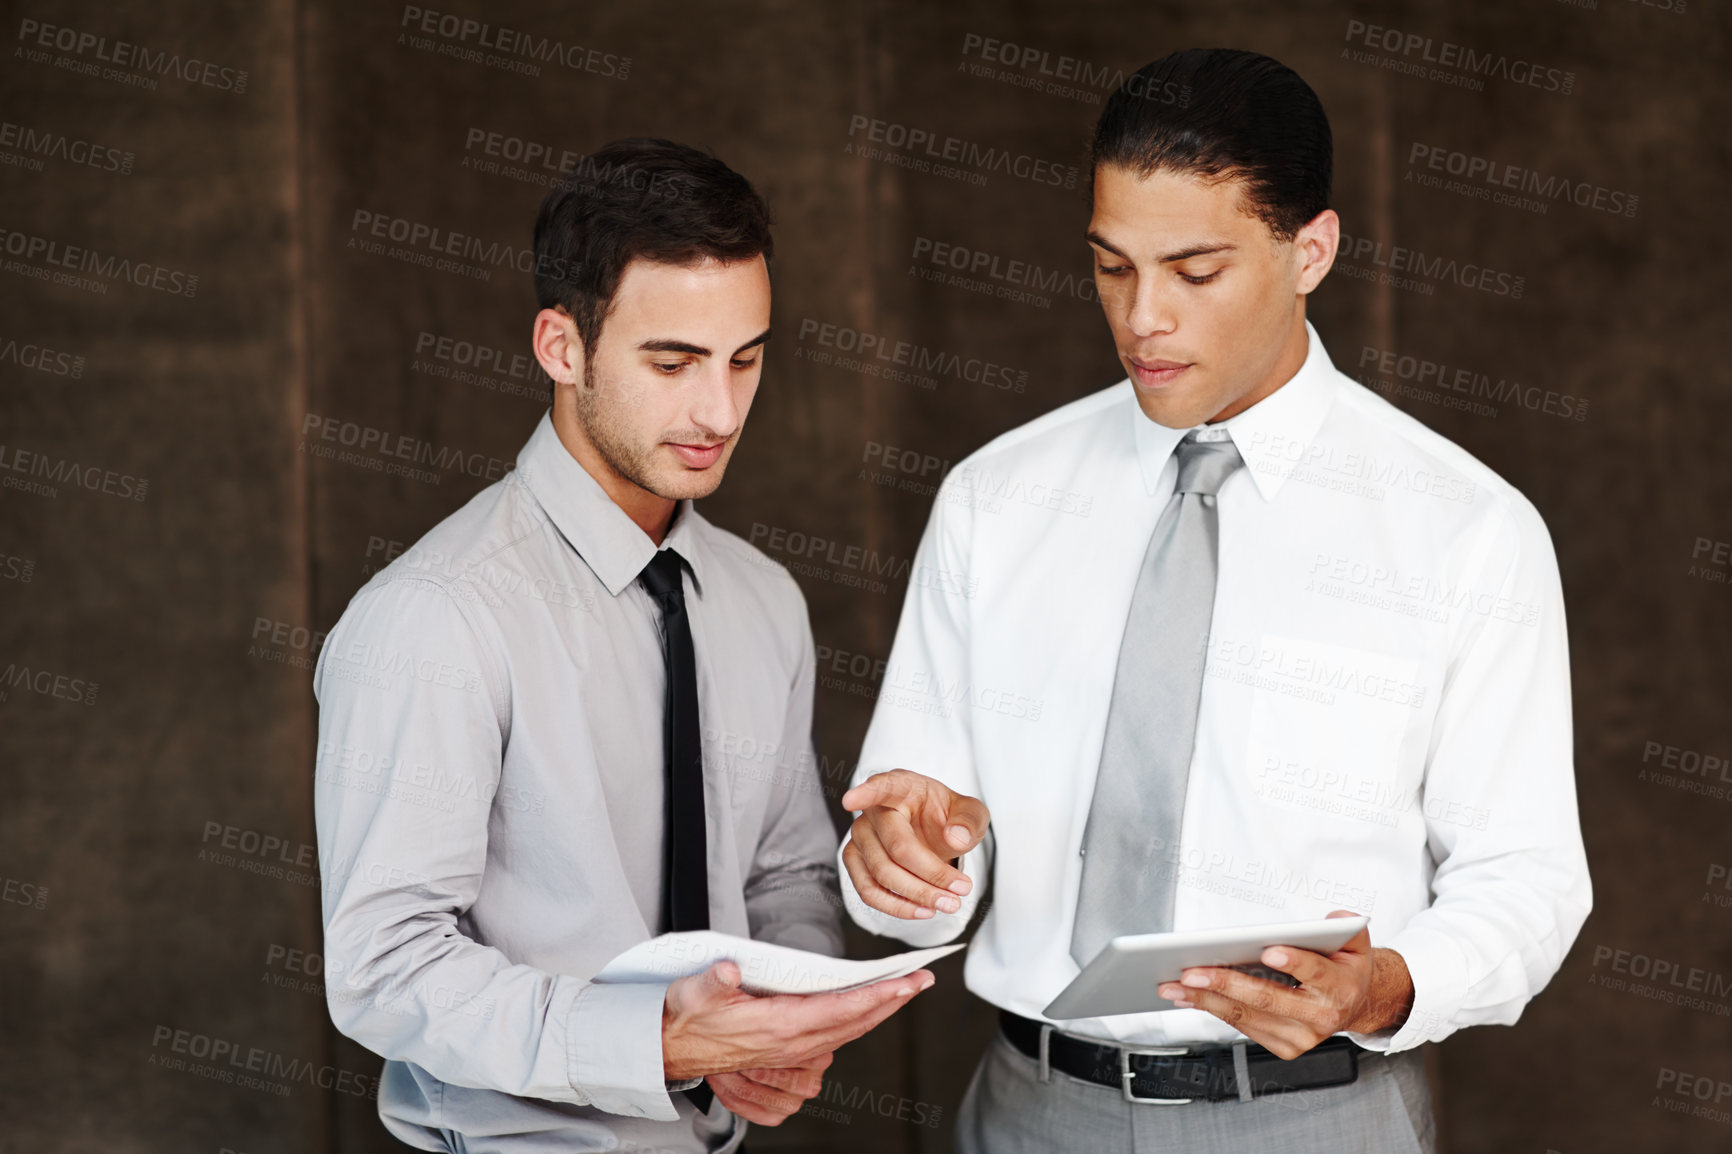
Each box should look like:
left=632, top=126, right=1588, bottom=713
left=313, top=138, right=934, bottom=1154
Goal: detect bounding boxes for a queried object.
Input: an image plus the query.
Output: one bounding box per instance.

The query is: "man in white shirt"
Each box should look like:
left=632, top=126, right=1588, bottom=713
left=314, top=138, right=933, bottom=1154
left=836, top=50, right=1591, bottom=1153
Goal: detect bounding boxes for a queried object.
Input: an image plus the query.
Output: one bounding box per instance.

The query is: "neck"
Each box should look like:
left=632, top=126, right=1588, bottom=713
left=550, top=399, right=677, bottom=545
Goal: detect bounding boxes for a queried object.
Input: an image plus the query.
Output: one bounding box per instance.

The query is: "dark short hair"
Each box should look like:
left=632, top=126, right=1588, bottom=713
left=1087, top=49, right=1331, bottom=243
left=532, top=137, right=773, bottom=368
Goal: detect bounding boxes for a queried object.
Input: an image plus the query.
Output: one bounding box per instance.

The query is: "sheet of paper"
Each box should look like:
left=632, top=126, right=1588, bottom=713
left=592, top=931, right=967, bottom=996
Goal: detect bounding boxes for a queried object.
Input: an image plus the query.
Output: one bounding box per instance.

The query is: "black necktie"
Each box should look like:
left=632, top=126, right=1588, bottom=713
left=638, top=547, right=714, bottom=1113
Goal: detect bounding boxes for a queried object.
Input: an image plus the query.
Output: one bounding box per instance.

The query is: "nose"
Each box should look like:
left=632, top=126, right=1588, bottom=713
left=1124, top=274, right=1177, bottom=339
left=686, top=362, right=741, bottom=441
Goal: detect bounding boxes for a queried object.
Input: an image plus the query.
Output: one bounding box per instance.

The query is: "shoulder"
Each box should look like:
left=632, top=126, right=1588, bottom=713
left=315, top=477, right=551, bottom=713
left=354, top=471, right=551, bottom=601
left=952, top=379, right=1133, bottom=474
left=1327, top=371, right=1556, bottom=554
left=328, top=471, right=552, bottom=650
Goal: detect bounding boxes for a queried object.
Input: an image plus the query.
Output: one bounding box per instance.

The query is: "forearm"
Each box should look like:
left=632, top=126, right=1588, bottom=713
left=321, top=878, right=686, bottom=1118
left=1368, top=502, right=1589, bottom=1047
left=745, top=857, right=845, bottom=956
left=745, top=616, right=849, bottom=956
left=1368, top=866, right=1590, bottom=1051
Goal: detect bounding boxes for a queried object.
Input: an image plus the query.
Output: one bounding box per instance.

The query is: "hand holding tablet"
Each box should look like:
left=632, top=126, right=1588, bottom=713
left=1044, top=914, right=1370, bottom=1019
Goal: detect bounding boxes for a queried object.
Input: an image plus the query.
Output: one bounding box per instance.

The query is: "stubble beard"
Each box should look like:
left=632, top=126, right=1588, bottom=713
left=575, top=360, right=724, bottom=502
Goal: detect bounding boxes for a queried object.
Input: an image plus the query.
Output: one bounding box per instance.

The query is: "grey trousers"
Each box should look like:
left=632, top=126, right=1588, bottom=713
left=955, top=1027, right=1437, bottom=1154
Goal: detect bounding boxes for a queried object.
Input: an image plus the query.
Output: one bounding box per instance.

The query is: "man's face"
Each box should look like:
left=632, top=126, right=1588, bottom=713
left=1086, top=164, right=1336, bottom=428
left=565, top=254, right=771, bottom=502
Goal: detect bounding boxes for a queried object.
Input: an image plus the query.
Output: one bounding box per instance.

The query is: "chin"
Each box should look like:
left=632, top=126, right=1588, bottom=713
left=653, top=468, right=727, bottom=502
left=1131, top=392, right=1211, bottom=430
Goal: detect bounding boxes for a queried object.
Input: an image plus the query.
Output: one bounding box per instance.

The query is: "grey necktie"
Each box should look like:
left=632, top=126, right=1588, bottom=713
left=1069, top=430, right=1245, bottom=968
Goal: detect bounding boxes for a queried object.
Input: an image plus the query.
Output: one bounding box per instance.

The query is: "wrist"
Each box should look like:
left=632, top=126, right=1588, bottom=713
left=1348, top=947, right=1414, bottom=1034
left=661, top=990, right=692, bottom=1079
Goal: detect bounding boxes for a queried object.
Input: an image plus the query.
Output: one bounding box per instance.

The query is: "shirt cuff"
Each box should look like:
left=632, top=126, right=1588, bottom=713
left=567, top=979, right=681, bottom=1121
left=1347, top=924, right=1469, bottom=1054
left=836, top=829, right=984, bottom=947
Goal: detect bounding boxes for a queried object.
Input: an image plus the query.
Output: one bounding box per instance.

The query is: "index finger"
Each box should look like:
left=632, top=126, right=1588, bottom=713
left=840, top=770, right=916, bottom=815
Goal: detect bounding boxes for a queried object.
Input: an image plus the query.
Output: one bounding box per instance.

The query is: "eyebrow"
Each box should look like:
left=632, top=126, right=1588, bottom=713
left=1085, top=231, right=1238, bottom=264
left=637, top=327, right=773, bottom=357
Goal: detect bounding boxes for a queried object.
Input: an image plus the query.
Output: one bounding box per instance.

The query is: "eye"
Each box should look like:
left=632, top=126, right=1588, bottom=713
left=731, top=356, right=760, bottom=370
left=1180, top=270, right=1222, bottom=286
left=1094, top=262, right=1131, bottom=277
left=653, top=362, right=685, bottom=375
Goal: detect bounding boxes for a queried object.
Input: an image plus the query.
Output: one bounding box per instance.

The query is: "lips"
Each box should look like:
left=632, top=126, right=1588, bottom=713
left=1129, top=356, right=1192, bottom=390
left=667, top=441, right=726, bottom=468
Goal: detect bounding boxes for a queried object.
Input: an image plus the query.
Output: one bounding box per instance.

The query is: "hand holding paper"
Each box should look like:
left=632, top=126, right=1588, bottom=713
left=590, top=931, right=966, bottom=1123
left=595, top=930, right=966, bottom=994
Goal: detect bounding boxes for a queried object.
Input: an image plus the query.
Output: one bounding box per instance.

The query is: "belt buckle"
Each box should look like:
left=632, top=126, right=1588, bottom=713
left=1116, top=1041, right=1194, bottom=1105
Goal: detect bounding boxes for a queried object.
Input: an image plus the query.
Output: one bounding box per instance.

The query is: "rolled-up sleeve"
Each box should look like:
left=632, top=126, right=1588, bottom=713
left=313, top=576, right=682, bottom=1121
left=1351, top=500, right=1593, bottom=1055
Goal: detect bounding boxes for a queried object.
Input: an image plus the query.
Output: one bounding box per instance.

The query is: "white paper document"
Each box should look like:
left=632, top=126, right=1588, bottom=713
left=592, top=931, right=968, bottom=996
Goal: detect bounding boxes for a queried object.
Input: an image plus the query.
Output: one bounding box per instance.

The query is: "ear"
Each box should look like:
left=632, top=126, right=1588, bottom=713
left=1292, top=208, right=1339, bottom=295
left=532, top=306, right=585, bottom=389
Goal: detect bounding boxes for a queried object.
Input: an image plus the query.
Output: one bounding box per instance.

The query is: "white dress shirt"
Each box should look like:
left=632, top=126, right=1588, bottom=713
left=314, top=409, right=842, bottom=1153
left=838, top=317, right=1592, bottom=1055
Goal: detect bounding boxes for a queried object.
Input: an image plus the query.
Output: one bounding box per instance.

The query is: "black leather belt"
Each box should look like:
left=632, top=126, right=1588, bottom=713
left=999, top=1009, right=1360, bottom=1104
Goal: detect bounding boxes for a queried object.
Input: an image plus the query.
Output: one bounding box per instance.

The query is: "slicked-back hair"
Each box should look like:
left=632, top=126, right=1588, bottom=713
left=1087, top=49, right=1332, bottom=243
left=532, top=137, right=773, bottom=382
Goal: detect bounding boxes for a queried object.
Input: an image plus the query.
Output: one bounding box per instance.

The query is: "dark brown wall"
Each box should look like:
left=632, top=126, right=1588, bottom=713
left=3, top=1, right=1728, bottom=1150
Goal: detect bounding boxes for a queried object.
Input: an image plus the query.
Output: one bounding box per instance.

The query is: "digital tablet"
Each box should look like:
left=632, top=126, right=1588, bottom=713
left=1042, top=915, right=1369, bottom=1020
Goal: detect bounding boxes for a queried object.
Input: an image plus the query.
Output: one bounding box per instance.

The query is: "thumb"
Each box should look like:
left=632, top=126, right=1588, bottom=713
left=704, top=958, right=744, bottom=994
left=675, top=960, right=746, bottom=1012
left=667, top=960, right=745, bottom=1020
left=1324, top=910, right=1371, bottom=955
left=936, top=789, right=990, bottom=855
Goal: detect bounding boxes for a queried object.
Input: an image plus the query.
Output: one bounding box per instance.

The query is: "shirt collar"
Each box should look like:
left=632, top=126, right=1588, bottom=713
left=515, top=408, right=708, bottom=598
left=1133, top=317, right=1340, bottom=502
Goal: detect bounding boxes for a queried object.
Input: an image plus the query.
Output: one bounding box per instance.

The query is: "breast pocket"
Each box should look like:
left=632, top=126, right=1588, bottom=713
left=1242, top=633, right=1424, bottom=826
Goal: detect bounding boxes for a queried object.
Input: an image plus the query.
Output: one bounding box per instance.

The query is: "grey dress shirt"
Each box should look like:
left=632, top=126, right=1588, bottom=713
left=312, top=408, right=844, bottom=1154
